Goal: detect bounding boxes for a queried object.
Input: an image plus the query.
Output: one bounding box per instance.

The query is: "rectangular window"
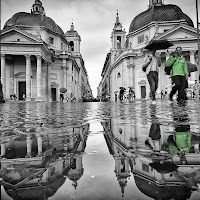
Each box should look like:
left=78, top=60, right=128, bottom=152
left=142, top=163, right=149, bottom=173
left=49, top=37, right=54, bottom=45
left=51, top=73, right=57, bottom=80
left=138, top=35, right=144, bottom=44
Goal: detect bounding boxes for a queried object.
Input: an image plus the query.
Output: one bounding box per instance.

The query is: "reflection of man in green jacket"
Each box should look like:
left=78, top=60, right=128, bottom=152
left=168, top=123, right=200, bottom=164
left=168, top=130, right=191, bottom=165
left=168, top=131, right=191, bottom=155
left=165, top=46, right=188, bottom=102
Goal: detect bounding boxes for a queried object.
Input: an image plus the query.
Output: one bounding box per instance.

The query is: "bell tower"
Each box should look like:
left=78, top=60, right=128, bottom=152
left=65, top=22, right=81, bottom=53
left=111, top=11, right=126, bottom=50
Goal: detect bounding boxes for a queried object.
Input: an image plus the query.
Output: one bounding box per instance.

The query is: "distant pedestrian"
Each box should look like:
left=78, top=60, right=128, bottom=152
left=115, top=93, right=118, bottom=101
left=165, top=46, right=188, bottom=102
left=161, top=90, right=164, bottom=99
left=193, top=80, right=199, bottom=99
left=164, top=90, right=167, bottom=98
left=119, top=88, right=125, bottom=101
left=60, top=93, right=64, bottom=101
left=22, top=93, right=26, bottom=101
left=128, top=88, right=135, bottom=101
left=13, top=94, right=17, bottom=101
left=142, top=49, right=161, bottom=104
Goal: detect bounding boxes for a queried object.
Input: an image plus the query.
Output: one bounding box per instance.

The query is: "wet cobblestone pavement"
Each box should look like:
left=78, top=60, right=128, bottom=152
left=1, top=99, right=200, bottom=200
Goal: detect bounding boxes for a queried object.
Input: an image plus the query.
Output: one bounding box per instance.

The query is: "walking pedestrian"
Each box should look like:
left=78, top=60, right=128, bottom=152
left=193, top=80, right=199, bottom=99
left=161, top=90, right=164, bottom=99
left=142, top=49, right=161, bottom=104
left=119, top=88, right=125, bottom=101
left=165, top=46, right=189, bottom=103
left=60, top=93, right=64, bottom=101
left=13, top=94, right=17, bottom=101
left=22, top=93, right=26, bottom=101
left=128, top=88, right=135, bottom=101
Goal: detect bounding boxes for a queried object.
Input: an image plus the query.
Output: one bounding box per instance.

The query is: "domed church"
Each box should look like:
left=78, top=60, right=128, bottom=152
left=0, top=0, right=92, bottom=102
left=99, top=0, right=199, bottom=101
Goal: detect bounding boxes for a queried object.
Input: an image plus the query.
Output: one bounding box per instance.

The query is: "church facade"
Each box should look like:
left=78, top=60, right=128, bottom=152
left=0, top=0, right=92, bottom=102
left=98, top=0, right=199, bottom=101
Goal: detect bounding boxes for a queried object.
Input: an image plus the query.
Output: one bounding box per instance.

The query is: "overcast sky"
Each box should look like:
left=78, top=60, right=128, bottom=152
left=1, top=0, right=199, bottom=97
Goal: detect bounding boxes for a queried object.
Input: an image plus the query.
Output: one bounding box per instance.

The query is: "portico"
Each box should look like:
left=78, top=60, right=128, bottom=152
left=0, top=28, right=52, bottom=101
left=0, top=52, right=51, bottom=101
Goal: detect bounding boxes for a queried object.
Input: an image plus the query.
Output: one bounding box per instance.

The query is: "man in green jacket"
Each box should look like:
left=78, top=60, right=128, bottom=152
left=165, top=46, right=189, bottom=102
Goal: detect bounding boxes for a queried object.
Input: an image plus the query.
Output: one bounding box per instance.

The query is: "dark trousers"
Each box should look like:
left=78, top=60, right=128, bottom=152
left=147, top=71, right=158, bottom=100
left=170, top=75, right=187, bottom=101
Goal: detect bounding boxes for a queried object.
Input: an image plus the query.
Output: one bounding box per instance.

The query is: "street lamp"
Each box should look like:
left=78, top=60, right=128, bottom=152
left=0, top=78, right=5, bottom=103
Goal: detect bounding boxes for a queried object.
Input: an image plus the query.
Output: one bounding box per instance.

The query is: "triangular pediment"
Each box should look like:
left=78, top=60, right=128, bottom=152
left=154, top=24, right=197, bottom=41
left=1, top=27, right=43, bottom=44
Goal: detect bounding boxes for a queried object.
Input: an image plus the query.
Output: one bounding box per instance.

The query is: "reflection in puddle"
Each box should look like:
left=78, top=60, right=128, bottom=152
left=0, top=101, right=200, bottom=200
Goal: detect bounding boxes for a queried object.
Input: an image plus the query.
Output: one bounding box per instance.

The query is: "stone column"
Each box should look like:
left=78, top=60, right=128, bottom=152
left=62, top=58, right=68, bottom=101
left=130, top=58, right=135, bottom=88
left=37, top=133, right=42, bottom=156
left=25, top=54, right=32, bottom=101
left=189, top=50, right=196, bottom=80
left=36, top=55, right=42, bottom=101
left=107, top=77, right=110, bottom=97
left=0, top=54, right=6, bottom=102
left=47, top=61, right=52, bottom=102
left=26, top=134, right=32, bottom=158
left=1, top=142, right=6, bottom=157
left=63, top=60, right=67, bottom=89
left=127, top=58, right=134, bottom=88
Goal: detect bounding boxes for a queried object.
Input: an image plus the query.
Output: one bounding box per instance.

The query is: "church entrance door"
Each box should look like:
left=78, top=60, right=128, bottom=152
left=18, top=82, right=26, bottom=100
left=141, top=86, right=146, bottom=98
left=51, top=88, right=56, bottom=101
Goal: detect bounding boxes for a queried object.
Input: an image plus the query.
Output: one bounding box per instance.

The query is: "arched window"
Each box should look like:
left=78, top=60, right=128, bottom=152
left=69, top=41, right=74, bottom=51
left=117, top=72, right=121, bottom=78
left=119, top=128, right=122, bottom=134
left=117, top=36, right=121, bottom=48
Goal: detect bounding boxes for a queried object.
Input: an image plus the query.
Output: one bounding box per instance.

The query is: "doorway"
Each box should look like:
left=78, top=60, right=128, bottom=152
left=51, top=88, right=56, bottom=101
left=18, top=82, right=26, bottom=100
left=141, top=86, right=146, bottom=98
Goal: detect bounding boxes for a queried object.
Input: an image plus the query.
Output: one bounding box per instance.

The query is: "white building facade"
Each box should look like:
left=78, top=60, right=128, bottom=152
left=0, top=0, right=92, bottom=102
left=99, top=0, right=199, bottom=101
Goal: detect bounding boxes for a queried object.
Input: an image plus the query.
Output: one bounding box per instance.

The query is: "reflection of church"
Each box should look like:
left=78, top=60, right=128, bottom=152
left=102, top=114, right=200, bottom=199
left=0, top=123, right=89, bottom=200
left=98, top=0, right=199, bottom=101
left=0, top=0, right=92, bottom=102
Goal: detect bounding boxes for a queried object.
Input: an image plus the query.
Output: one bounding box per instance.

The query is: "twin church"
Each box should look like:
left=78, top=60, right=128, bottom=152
left=98, top=0, right=199, bottom=101
left=0, top=0, right=92, bottom=102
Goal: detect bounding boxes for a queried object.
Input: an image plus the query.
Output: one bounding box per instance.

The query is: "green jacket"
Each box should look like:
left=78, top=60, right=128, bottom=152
left=169, top=132, right=192, bottom=155
left=165, top=55, right=189, bottom=76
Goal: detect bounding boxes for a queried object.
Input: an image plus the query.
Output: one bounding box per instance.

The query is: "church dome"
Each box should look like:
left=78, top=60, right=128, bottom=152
left=3, top=0, right=66, bottom=39
left=129, top=4, right=194, bottom=33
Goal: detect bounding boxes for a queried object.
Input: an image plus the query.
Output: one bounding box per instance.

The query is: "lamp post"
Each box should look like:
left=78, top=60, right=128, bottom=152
left=0, top=78, right=5, bottom=103
left=196, top=0, right=200, bottom=81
